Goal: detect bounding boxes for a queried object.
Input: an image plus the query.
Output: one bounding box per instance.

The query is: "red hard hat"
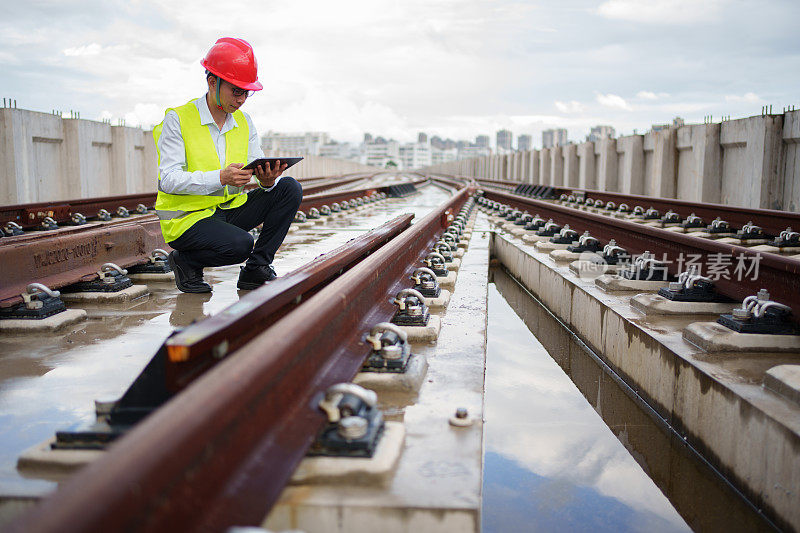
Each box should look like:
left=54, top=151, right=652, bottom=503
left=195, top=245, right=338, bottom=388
left=201, top=37, right=263, bottom=91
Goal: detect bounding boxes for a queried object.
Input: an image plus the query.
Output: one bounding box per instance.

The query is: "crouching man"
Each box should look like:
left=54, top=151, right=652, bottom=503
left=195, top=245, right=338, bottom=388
left=154, top=37, right=301, bottom=293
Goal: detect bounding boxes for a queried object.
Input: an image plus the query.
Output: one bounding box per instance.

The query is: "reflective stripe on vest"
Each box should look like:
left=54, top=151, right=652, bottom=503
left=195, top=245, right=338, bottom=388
left=153, top=100, right=249, bottom=242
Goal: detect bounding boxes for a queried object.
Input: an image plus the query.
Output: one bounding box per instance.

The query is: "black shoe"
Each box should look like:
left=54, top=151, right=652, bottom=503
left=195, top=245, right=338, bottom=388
left=168, top=251, right=212, bottom=293
left=237, top=264, right=277, bottom=290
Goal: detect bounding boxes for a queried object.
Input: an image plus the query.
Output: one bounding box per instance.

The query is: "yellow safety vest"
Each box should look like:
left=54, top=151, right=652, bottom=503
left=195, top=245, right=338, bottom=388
left=153, top=99, right=249, bottom=243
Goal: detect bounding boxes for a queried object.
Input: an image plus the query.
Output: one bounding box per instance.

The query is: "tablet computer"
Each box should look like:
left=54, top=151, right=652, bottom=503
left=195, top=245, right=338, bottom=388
left=243, top=157, right=304, bottom=171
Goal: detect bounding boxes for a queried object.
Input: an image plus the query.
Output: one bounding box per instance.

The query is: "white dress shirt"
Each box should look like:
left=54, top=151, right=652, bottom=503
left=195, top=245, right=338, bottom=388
left=157, top=96, right=279, bottom=195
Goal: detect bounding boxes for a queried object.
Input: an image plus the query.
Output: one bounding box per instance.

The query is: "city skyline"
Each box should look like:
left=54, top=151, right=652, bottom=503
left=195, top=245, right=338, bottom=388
left=2, top=1, right=798, bottom=147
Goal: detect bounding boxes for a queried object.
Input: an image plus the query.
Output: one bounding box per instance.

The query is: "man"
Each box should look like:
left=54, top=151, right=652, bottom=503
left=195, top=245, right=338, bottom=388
left=154, top=37, right=302, bottom=293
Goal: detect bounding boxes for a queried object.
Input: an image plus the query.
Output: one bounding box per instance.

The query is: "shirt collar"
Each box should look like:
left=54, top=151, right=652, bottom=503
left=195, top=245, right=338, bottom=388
left=195, top=95, right=239, bottom=133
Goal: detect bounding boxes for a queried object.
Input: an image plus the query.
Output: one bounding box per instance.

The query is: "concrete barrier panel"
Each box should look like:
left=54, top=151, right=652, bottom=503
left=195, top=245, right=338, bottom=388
left=720, top=115, right=783, bottom=209
left=577, top=141, right=595, bottom=189
left=616, top=135, right=644, bottom=195
left=563, top=144, right=579, bottom=187
left=781, top=110, right=800, bottom=212
left=676, top=123, right=721, bottom=203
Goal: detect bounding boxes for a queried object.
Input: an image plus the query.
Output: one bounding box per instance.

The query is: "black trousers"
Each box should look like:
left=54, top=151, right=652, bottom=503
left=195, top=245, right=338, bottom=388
left=168, top=176, right=302, bottom=271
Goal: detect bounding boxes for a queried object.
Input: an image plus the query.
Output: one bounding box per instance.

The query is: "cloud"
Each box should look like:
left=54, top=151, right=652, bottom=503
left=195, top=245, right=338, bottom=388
left=725, top=92, right=761, bottom=103
left=597, top=0, right=724, bottom=24
left=63, top=43, right=103, bottom=57
left=596, top=93, right=631, bottom=110
left=555, top=100, right=584, bottom=113
left=636, top=91, right=669, bottom=100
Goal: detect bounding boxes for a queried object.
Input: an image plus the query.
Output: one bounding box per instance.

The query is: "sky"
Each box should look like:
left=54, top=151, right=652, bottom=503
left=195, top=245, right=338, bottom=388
left=1, top=0, right=799, bottom=148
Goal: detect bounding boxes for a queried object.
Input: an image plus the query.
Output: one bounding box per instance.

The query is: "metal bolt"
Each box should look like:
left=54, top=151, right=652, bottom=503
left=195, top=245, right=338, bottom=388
left=338, top=416, right=368, bottom=440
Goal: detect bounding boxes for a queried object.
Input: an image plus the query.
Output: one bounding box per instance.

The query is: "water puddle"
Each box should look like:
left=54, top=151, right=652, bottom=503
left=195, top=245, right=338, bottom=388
left=483, top=267, right=772, bottom=532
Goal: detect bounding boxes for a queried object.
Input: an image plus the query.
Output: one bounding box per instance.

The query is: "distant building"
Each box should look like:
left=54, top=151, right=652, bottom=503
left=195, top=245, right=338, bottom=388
left=651, top=117, right=685, bottom=133
left=517, top=134, right=532, bottom=151
left=542, top=128, right=568, bottom=148
left=399, top=142, right=432, bottom=169
left=319, top=141, right=361, bottom=161
left=363, top=133, right=373, bottom=143
left=418, top=132, right=428, bottom=144
left=432, top=147, right=458, bottom=165
left=365, top=138, right=400, bottom=168
left=458, top=146, right=492, bottom=160
left=475, top=135, right=490, bottom=148
left=586, top=125, right=615, bottom=142
left=496, top=129, right=513, bottom=151
left=261, top=131, right=329, bottom=155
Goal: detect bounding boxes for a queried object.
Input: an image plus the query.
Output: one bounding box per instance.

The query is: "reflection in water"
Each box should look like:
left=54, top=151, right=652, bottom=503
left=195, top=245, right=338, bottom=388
left=0, top=186, right=454, bottom=498
left=484, top=268, right=772, bottom=533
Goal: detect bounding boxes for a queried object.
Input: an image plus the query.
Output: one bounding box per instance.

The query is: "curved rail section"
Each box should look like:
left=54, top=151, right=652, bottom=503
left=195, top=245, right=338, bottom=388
left=11, top=186, right=471, bottom=533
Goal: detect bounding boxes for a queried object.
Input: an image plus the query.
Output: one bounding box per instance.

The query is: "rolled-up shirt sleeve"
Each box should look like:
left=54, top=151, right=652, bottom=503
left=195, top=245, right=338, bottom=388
left=157, top=111, right=225, bottom=195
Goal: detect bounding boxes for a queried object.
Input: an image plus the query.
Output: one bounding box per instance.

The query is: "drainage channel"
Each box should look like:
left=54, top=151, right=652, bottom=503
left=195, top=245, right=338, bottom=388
left=483, top=266, right=773, bottom=532
left=0, top=184, right=452, bottom=505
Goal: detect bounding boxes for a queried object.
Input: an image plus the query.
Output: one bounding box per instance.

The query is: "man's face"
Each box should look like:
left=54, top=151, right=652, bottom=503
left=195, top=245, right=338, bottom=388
left=209, top=77, right=249, bottom=113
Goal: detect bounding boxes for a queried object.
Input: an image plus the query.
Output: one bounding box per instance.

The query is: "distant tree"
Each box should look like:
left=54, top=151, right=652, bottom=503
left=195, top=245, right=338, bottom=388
left=386, top=160, right=398, bottom=168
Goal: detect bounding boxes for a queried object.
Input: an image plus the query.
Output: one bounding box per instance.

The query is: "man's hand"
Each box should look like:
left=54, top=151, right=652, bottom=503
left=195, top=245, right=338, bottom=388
left=255, top=160, right=288, bottom=188
left=220, top=163, right=253, bottom=187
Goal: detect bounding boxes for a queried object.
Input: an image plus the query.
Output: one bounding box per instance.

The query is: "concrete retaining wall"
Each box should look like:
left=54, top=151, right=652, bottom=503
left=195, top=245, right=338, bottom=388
left=425, top=110, right=800, bottom=212
left=0, top=108, right=374, bottom=205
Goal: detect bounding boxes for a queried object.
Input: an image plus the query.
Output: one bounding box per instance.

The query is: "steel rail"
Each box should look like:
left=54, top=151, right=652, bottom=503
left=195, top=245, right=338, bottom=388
left=163, top=213, right=414, bottom=391
left=0, top=175, right=375, bottom=231
left=11, top=185, right=471, bottom=533
left=470, top=176, right=800, bottom=236
left=484, top=189, right=800, bottom=320
left=0, top=185, right=403, bottom=307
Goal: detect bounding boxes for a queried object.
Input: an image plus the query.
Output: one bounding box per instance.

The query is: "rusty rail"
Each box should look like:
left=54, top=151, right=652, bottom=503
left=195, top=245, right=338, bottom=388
left=469, top=176, right=800, bottom=237
left=0, top=184, right=406, bottom=307
left=163, top=213, right=413, bottom=391
left=12, top=185, right=470, bottom=532
left=484, top=189, right=800, bottom=320
left=0, top=174, right=377, bottom=231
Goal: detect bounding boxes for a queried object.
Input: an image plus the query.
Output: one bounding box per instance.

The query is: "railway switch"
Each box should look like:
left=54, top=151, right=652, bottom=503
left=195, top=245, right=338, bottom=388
left=424, top=252, right=449, bottom=277
left=718, top=290, right=797, bottom=335
left=410, top=267, right=441, bottom=298
left=311, top=383, right=385, bottom=458
left=391, top=289, right=430, bottom=327
left=0, top=283, right=66, bottom=320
